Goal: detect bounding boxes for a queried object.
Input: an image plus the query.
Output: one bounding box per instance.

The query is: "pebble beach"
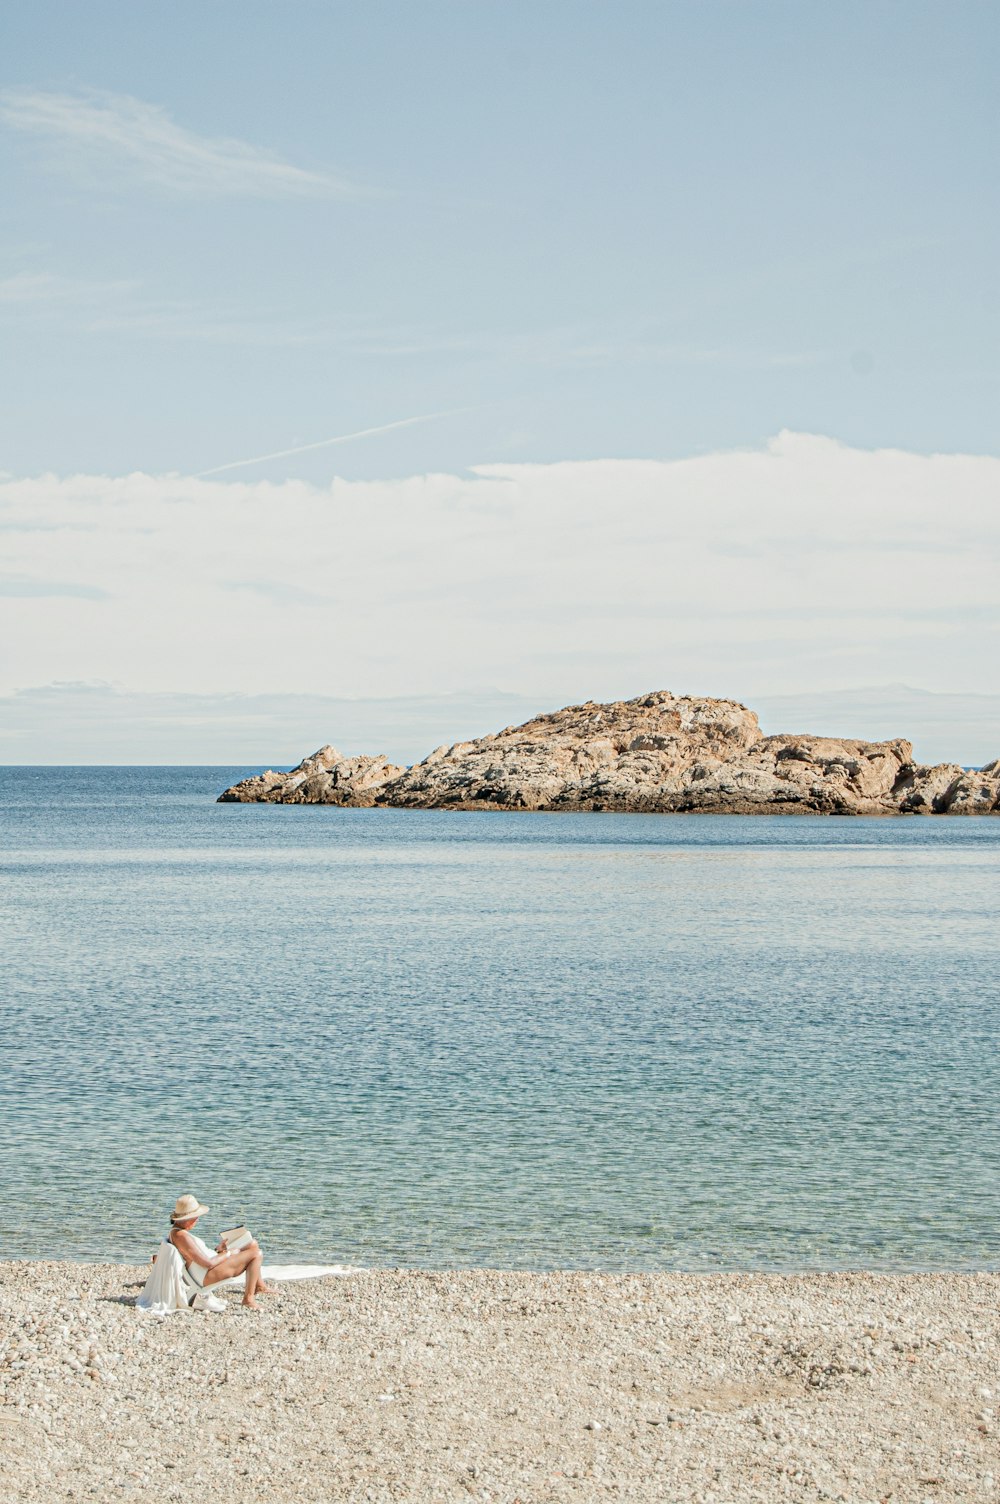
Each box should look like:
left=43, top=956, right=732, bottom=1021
left=2, top=1263, right=998, bottom=1503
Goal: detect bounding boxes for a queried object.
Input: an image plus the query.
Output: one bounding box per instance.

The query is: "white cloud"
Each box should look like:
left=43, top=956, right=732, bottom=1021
left=0, top=88, right=357, bottom=197
left=0, top=433, right=998, bottom=713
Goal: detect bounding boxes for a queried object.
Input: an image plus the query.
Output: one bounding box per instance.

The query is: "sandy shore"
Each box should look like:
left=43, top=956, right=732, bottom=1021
left=1, top=1263, right=997, bottom=1503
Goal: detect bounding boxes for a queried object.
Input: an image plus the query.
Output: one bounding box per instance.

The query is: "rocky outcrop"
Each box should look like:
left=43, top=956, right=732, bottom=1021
left=218, top=690, right=1000, bottom=815
left=225, top=743, right=407, bottom=806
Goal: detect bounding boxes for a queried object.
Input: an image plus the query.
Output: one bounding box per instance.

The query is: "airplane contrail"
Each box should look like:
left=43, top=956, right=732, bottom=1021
left=197, top=408, right=463, bottom=477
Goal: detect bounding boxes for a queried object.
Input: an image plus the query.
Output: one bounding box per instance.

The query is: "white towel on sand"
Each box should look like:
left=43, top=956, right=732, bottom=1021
left=136, top=1240, right=351, bottom=1315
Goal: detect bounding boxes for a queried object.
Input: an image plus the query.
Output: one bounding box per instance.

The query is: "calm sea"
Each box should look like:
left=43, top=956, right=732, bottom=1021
left=1, top=766, right=997, bottom=1270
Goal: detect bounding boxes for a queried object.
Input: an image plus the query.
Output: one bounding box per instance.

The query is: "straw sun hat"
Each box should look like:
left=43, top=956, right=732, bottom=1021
left=170, top=1194, right=209, bottom=1223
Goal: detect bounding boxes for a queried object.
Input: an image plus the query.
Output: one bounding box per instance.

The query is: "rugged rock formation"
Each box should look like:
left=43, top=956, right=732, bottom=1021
left=224, top=744, right=407, bottom=806
left=218, top=690, right=1000, bottom=815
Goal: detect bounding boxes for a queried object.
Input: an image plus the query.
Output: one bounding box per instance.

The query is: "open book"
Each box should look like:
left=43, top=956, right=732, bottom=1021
left=219, top=1225, right=254, bottom=1254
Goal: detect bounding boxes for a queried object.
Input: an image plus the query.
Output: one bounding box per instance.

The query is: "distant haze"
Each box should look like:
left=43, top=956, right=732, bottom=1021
left=2, top=682, right=997, bottom=770
left=753, top=686, right=1000, bottom=769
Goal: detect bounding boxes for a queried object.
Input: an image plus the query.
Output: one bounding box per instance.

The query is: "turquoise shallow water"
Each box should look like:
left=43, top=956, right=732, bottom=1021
left=1, top=766, right=998, bottom=1270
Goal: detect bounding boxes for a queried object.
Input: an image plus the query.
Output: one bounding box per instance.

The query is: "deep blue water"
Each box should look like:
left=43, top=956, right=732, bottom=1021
left=1, top=766, right=998, bottom=1270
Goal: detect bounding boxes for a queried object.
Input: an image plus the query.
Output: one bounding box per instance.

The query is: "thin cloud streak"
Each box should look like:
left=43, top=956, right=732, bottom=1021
left=196, top=409, right=468, bottom=476
left=0, top=572, right=110, bottom=600
left=0, top=271, right=824, bottom=372
left=0, top=270, right=137, bottom=310
left=0, top=88, right=357, bottom=198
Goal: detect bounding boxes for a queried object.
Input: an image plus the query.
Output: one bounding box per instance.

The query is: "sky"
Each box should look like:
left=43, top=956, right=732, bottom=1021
left=2, top=2, right=998, bottom=762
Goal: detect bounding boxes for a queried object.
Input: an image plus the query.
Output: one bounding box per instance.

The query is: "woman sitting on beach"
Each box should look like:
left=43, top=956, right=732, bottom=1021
left=167, top=1194, right=274, bottom=1310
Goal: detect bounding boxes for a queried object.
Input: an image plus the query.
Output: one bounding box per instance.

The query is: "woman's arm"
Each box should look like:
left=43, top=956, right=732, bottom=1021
left=170, top=1228, right=222, bottom=1270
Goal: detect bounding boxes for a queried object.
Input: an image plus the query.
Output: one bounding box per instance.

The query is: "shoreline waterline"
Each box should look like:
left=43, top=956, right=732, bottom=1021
left=5, top=1254, right=1000, bottom=1274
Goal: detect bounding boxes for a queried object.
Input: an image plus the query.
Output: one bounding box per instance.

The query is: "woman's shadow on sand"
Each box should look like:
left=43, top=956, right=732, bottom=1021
left=99, top=1282, right=145, bottom=1305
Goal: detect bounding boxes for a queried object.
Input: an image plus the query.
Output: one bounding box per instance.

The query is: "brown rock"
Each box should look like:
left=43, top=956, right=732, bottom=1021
left=936, top=760, right=1000, bottom=814
left=218, top=745, right=406, bottom=806
left=893, top=762, right=965, bottom=813
left=216, top=691, right=999, bottom=815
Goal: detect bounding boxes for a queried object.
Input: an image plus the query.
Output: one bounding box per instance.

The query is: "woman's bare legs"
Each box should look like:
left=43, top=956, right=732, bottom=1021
left=242, top=1252, right=263, bottom=1308
left=244, top=1239, right=275, bottom=1296
left=203, top=1241, right=274, bottom=1306
left=244, top=1241, right=275, bottom=1295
